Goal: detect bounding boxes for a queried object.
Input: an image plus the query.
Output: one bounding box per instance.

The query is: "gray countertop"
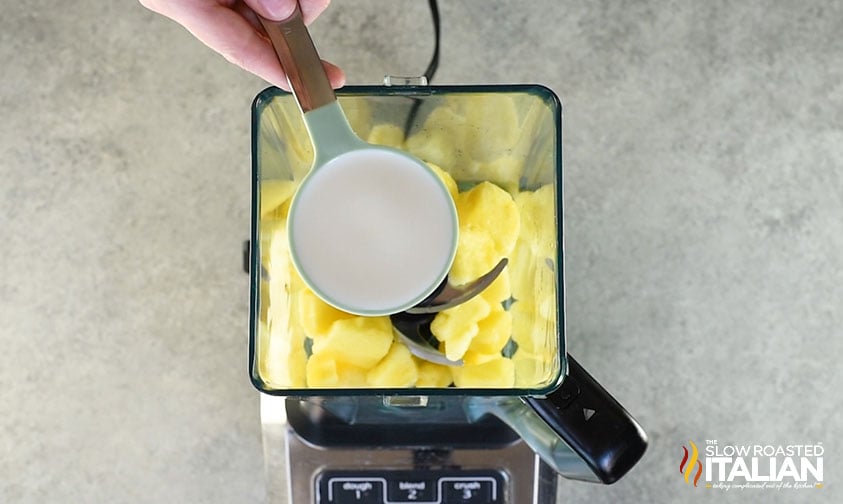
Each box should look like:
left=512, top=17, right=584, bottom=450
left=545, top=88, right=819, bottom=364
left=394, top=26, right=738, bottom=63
left=1, top=1, right=840, bottom=502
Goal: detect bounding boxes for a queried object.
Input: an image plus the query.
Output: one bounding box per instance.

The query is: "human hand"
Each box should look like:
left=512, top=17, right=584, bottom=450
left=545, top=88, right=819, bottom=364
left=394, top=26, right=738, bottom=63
left=139, top=0, right=345, bottom=90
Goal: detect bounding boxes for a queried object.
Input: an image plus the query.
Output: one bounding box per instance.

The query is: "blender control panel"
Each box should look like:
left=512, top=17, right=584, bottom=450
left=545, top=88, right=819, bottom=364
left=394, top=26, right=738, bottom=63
left=315, top=469, right=506, bottom=503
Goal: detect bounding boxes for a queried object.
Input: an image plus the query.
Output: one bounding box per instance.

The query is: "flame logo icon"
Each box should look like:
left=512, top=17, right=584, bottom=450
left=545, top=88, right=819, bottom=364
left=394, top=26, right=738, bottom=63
left=680, top=440, right=703, bottom=487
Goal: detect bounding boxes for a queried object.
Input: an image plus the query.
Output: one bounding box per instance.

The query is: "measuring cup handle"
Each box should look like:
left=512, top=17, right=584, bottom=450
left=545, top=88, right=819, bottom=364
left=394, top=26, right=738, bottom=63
left=259, top=5, right=335, bottom=112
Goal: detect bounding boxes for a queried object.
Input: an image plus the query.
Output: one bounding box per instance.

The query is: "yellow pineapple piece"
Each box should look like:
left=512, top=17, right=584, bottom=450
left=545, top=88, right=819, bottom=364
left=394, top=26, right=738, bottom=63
left=334, top=362, right=369, bottom=388
left=405, top=129, right=458, bottom=169
left=431, top=296, right=491, bottom=361
left=258, top=277, right=271, bottom=324
left=508, top=240, right=535, bottom=301
left=260, top=179, right=297, bottom=217
left=320, top=316, right=393, bottom=369
left=509, top=241, right=556, bottom=306
left=450, top=182, right=521, bottom=285
left=263, top=224, right=311, bottom=385
left=297, top=288, right=355, bottom=340
left=260, top=101, right=312, bottom=173
left=266, top=219, right=297, bottom=324
left=450, top=227, right=499, bottom=285
left=452, top=357, right=515, bottom=388
left=480, top=268, right=511, bottom=305
left=467, top=156, right=524, bottom=193
left=415, top=360, right=454, bottom=387
left=512, top=348, right=558, bottom=388
left=461, top=350, right=501, bottom=366
left=457, top=182, right=520, bottom=258
left=430, top=296, right=491, bottom=342
left=366, top=342, right=418, bottom=387
left=443, top=329, right=475, bottom=362
left=305, top=351, right=339, bottom=387
left=444, top=94, right=519, bottom=162
left=510, top=300, right=556, bottom=355
left=510, top=300, right=539, bottom=353
left=470, top=307, right=512, bottom=355
left=259, top=320, right=307, bottom=388
left=338, top=97, right=373, bottom=139
left=366, top=123, right=405, bottom=148
left=404, top=106, right=466, bottom=168
left=306, top=351, right=370, bottom=388
left=514, top=184, right=556, bottom=258
left=426, top=162, right=459, bottom=201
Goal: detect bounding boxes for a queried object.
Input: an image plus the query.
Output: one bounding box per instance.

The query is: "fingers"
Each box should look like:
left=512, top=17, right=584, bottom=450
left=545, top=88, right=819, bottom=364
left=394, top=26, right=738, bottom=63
left=298, top=0, right=331, bottom=25
left=241, top=0, right=329, bottom=23
left=140, top=0, right=344, bottom=90
left=321, top=60, right=346, bottom=88
left=240, top=0, right=295, bottom=21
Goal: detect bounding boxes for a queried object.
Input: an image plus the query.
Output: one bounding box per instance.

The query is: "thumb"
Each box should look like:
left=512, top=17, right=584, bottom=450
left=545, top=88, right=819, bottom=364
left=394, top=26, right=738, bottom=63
left=242, top=0, right=297, bottom=21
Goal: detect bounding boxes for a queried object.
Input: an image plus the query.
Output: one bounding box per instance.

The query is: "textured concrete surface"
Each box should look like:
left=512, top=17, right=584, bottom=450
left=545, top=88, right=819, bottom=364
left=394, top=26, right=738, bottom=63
left=2, top=1, right=841, bottom=503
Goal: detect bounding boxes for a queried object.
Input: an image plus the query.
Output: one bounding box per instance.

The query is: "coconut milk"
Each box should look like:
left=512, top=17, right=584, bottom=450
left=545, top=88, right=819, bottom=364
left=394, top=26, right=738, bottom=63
left=288, top=148, right=457, bottom=315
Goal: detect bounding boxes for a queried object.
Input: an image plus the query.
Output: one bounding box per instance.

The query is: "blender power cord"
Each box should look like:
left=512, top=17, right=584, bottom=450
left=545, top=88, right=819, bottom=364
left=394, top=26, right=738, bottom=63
left=402, top=0, right=440, bottom=135
left=422, top=0, right=441, bottom=83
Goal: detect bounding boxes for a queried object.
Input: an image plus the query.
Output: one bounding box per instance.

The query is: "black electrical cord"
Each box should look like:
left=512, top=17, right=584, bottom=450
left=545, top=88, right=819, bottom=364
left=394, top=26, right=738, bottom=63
left=403, top=0, right=440, bottom=136
left=422, top=0, right=440, bottom=83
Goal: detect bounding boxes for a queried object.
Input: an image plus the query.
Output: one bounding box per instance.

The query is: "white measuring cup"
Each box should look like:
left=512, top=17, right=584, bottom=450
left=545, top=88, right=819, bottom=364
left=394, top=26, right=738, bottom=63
left=259, top=6, right=459, bottom=317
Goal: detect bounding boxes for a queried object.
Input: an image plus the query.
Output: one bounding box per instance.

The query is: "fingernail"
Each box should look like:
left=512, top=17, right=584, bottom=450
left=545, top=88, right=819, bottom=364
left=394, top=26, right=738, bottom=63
left=257, top=0, right=296, bottom=21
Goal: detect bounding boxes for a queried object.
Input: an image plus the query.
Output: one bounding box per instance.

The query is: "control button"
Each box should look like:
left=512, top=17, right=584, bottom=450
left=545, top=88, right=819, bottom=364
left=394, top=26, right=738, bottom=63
left=583, top=408, right=596, bottom=422
left=327, top=478, right=384, bottom=503
left=387, top=478, right=435, bottom=502
left=441, top=477, right=499, bottom=503
left=550, top=379, right=580, bottom=411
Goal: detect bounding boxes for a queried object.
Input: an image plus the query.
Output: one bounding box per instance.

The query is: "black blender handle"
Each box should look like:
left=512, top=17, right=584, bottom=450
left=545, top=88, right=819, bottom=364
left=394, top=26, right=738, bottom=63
left=525, top=354, right=648, bottom=484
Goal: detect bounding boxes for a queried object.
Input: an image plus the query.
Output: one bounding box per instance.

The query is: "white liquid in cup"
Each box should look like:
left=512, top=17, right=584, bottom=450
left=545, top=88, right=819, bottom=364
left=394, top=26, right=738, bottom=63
left=288, top=148, right=458, bottom=316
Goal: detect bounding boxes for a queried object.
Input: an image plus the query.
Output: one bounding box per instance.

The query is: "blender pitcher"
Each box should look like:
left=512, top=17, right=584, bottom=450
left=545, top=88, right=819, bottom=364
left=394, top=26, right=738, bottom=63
left=249, top=84, right=647, bottom=502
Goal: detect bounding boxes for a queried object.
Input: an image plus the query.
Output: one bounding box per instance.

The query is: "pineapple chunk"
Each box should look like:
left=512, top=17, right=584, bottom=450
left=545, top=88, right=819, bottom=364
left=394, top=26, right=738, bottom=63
left=443, top=329, right=475, bottom=362
left=320, top=316, right=393, bottom=369
left=514, top=184, right=556, bottom=258
left=404, top=106, right=466, bottom=168
left=480, top=268, right=511, bottom=305
left=305, top=352, right=370, bottom=388
left=510, top=300, right=538, bottom=353
left=457, top=182, right=520, bottom=257
left=366, top=342, right=418, bottom=387
left=511, top=300, right=556, bottom=354
left=510, top=243, right=556, bottom=304
left=508, top=240, right=535, bottom=301
left=258, top=321, right=307, bottom=388
left=338, top=97, right=373, bottom=139
left=450, top=227, right=499, bottom=285
left=415, top=360, right=454, bottom=387
left=405, top=129, right=457, bottom=169
left=451, top=182, right=520, bottom=284
left=461, top=350, right=501, bottom=366
left=305, top=351, right=339, bottom=387
left=334, top=362, right=369, bottom=388
left=470, top=307, right=512, bottom=355
left=431, top=296, right=491, bottom=361
left=297, top=288, right=355, bottom=340
left=430, top=296, right=491, bottom=342
left=260, top=179, right=297, bottom=217
left=452, top=357, right=515, bottom=388
left=467, top=156, right=524, bottom=193
left=512, top=348, right=558, bottom=388
left=454, top=94, right=520, bottom=162
left=426, top=162, right=459, bottom=201
left=260, top=101, right=312, bottom=172
left=366, top=123, right=405, bottom=148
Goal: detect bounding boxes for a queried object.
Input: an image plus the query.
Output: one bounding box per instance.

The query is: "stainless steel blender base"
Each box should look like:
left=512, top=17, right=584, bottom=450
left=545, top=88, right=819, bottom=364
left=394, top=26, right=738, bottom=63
left=261, top=395, right=558, bottom=504
left=285, top=425, right=557, bottom=504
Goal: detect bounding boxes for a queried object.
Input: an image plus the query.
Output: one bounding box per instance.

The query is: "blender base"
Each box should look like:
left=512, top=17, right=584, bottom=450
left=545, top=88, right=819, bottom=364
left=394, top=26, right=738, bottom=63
left=262, top=395, right=559, bottom=504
